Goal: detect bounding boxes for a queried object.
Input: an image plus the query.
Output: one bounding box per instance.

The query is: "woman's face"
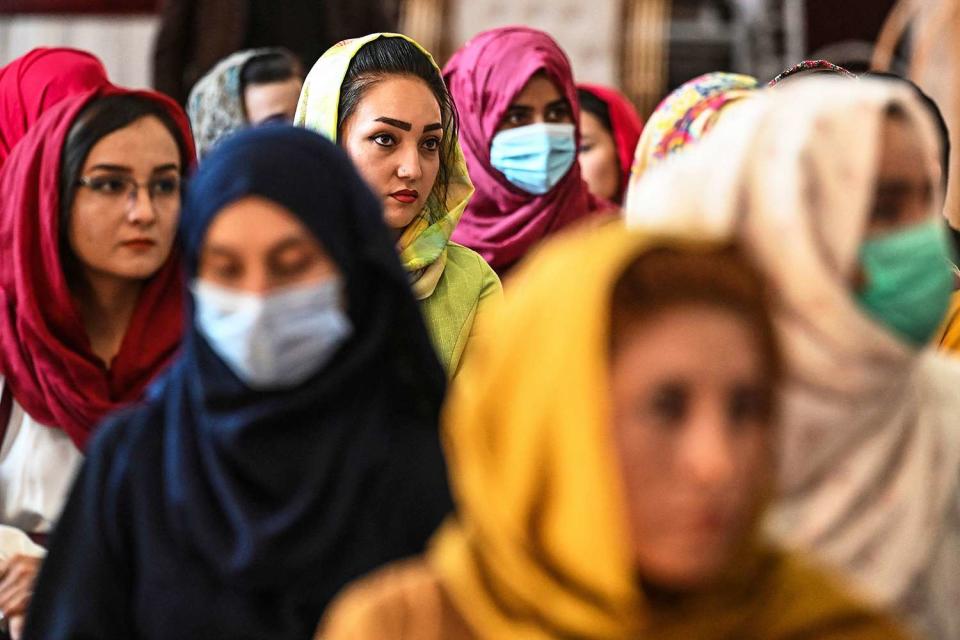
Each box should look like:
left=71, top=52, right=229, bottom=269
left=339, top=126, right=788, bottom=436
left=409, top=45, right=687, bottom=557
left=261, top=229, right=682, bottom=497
left=243, top=77, right=303, bottom=125
left=864, top=113, right=935, bottom=238
left=579, top=109, right=620, bottom=201
left=340, top=76, right=443, bottom=234
left=198, top=195, right=340, bottom=294
left=609, top=304, right=771, bottom=589
left=68, top=115, right=181, bottom=283
left=496, top=73, right=573, bottom=133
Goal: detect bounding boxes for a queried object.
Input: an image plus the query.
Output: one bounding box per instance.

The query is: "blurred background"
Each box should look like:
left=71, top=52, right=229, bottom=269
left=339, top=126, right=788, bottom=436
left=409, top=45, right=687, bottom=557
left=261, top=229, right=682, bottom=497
left=0, top=0, right=917, bottom=117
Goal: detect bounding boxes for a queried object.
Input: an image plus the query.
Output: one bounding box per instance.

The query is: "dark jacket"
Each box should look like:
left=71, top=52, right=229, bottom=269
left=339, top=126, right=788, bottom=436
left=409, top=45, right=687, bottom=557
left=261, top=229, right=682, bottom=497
left=152, top=0, right=398, bottom=104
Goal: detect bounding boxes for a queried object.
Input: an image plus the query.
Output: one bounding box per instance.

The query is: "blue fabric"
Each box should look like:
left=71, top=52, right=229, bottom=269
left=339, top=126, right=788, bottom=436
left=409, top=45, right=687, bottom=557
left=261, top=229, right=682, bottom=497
left=27, top=126, right=451, bottom=639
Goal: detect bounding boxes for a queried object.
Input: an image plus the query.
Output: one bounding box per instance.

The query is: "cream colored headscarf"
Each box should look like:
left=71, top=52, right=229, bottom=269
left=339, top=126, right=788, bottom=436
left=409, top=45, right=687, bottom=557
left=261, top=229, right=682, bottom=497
left=295, top=33, right=474, bottom=300
left=626, top=77, right=960, bottom=639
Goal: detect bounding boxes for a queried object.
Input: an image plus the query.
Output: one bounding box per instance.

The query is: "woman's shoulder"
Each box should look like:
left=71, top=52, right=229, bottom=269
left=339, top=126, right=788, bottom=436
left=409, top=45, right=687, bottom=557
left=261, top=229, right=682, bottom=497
left=318, top=558, right=475, bottom=640
left=755, top=547, right=913, bottom=639
left=444, top=243, right=501, bottom=292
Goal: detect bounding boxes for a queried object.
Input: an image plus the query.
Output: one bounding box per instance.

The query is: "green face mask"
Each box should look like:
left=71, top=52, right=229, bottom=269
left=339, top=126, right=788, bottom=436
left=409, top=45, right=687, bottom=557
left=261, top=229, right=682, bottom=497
left=856, top=219, right=956, bottom=346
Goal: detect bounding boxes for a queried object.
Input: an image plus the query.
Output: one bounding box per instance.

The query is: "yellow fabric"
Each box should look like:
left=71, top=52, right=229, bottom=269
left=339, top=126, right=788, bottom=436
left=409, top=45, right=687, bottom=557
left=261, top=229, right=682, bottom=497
left=419, top=243, right=501, bottom=378
left=422, top=222, right=912, bottom=640
left=937, top=290, right=960, bottom=353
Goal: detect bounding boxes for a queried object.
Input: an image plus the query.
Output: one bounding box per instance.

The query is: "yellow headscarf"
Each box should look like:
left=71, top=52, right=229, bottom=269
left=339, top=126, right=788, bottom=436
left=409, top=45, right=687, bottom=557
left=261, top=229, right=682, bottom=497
left=426, top=222, right=911, bottom=639
left=295, top=33, right=474, bottom=299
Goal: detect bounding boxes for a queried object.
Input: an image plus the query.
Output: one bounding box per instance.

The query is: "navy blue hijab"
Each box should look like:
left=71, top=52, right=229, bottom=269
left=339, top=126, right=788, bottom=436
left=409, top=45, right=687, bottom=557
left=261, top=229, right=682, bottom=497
left=165, top=125, right=450, bottom=589
left=27, top=126, right=451, bottom=638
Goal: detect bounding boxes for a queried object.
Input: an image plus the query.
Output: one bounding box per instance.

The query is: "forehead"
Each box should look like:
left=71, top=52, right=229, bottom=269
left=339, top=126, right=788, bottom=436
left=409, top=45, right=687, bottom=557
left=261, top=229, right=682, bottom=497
left=84, top=116, right=179, bottom=167
left=352, top=76, right=441, bottom=123
left=612, top=305, right=763, bottom=382
left=512, top=73, right=565, bottom=105
left=205, top=196, right=311, bottom=248
left=877, top=115, right=931, bottom=181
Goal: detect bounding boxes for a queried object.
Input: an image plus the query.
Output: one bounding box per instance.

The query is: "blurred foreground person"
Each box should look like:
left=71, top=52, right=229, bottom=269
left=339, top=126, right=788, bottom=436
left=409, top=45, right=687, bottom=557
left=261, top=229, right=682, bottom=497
left=25, top=127, right=451, bottom=639
left=319, top=224, right=909, bottom=640
left=627, top=77, right=960, bottom=639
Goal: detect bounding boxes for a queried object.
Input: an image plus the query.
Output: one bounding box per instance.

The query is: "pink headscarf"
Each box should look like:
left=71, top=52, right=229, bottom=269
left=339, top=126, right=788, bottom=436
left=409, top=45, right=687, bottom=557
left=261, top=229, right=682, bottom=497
left=578, top=83, right=644, bottom=203
left=444, top=27, right=614, bottom=274
left=0, top=47, right=110, bottom=167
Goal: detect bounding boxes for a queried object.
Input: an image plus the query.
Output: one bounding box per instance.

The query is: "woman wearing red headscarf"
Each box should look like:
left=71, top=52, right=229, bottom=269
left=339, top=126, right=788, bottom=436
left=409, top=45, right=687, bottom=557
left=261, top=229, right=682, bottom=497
left=0, top=48, right=110, bottom=167
left=577, top=84, right=644, bottom=204
left=0, top=84, right=193, bottom=636
left=443, top=27, right=616, bottom=275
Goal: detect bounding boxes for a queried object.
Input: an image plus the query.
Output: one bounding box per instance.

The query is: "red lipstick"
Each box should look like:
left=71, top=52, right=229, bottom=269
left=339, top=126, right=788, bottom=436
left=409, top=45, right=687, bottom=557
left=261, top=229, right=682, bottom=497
left=390, top=189, right=419, bottom=204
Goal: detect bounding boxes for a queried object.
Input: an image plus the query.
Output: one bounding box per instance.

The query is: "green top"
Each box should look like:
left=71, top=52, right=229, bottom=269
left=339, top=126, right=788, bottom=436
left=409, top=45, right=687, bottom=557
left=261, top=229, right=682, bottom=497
left=420, top=243, right=502, bottom=378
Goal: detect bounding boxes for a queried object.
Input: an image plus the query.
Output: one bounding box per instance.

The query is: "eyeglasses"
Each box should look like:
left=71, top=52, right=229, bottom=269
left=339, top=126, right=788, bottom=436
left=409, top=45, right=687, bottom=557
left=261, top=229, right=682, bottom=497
left=76, top=174, right=181, bottom=213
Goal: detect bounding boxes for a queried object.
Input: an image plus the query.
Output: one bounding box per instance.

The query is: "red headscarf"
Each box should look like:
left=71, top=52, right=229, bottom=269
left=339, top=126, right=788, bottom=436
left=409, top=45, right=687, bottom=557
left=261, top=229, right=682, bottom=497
left=444, top=27, right=615, bottom=274
left=577, top=83, right=644, bottom=203
left=0, top=85, right=194, bottom=450
left=0, top=47, right=109, bottom=167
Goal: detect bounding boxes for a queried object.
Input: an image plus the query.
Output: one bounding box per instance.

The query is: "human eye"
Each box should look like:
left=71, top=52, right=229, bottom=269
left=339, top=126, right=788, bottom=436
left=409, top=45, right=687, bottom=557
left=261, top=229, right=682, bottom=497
left=85, top=175, right=129, bottom=195
left=547, top=103, right=572, bottom=122
left=646, top=383, right=688, bottom=428
left=728, top=385, right=768, bottom=427
left=371, top=133, right=396, bottom=147
left=421, top=136, right=441, bottom=152
left=150, top=176, right=181, bottom=198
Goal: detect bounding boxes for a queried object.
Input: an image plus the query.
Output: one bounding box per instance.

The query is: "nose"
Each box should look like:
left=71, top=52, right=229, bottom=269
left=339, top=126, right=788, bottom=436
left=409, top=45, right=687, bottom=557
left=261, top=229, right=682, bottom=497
left=126, top=185, right=158, bottom=226
left=678, top=405, right=737, bottom=488
left=396, top=144, right=423, bottom=182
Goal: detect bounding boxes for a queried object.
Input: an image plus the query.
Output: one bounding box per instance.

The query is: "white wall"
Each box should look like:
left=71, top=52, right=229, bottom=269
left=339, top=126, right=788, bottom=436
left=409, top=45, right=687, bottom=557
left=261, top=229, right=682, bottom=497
left=0, top=14, right=160, bottom=89
left=450, top=0, right=621, bottom=86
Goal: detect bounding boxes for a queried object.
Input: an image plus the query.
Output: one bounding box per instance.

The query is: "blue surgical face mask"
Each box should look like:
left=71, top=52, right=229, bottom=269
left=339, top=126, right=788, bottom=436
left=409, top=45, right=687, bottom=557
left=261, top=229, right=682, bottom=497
left=192, top=278, right=353, bottom=389
left=856, top=219, right=955, bottom=347
left=489, top=122, right=577, bottom=195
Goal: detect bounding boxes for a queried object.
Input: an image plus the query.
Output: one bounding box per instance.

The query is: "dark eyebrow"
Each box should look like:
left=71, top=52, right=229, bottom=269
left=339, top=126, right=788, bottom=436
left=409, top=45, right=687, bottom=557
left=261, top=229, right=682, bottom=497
left=423, top=123, right=443, bottom=133
left=152, top=164, right=180, bottom=174
left=88, top=164, right=132, bottom=173
left=201, top=245, right=240, bottom=260
left=374, top=117, right=412, bottom=131
left=267, top=235, right=314, bottom=259
left=547, top=98, right=571, bottom=110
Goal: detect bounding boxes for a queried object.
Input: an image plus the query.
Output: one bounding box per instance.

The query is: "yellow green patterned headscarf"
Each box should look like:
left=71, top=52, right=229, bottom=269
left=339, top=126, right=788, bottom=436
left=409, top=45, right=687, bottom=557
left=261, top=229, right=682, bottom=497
left=295, top=33, right=474, bottom=298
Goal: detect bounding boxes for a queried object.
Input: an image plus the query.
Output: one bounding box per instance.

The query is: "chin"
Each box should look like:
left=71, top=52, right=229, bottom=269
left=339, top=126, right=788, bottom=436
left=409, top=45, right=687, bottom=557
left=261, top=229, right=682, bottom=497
left=384, top=202, right=423, bottom=231
left=109, top=256, right=169, bottom=281
left=639, top=545, right=732, bottom=591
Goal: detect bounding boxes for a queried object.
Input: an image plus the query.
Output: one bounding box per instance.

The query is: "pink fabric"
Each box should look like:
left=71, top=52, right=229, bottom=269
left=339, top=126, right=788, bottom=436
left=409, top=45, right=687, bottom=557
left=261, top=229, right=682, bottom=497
left=444, top=27, right=614, bottom=274
left=0, top=47, right=109, bottom=167
left=578, top=83, right=644, bottom=203
left=0, top=85, right=194, bottom=450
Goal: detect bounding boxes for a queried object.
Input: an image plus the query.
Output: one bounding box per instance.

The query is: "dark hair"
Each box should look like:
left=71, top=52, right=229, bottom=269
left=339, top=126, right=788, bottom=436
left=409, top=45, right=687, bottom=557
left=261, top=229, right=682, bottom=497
left=577, top=88, right=613, bottom=134
left=338, top=37, right=459, bottom=222
left=59, top=94, right=189, bottom=280
left=240, top=49, right=303, bottom=91
left=610, top=244, right=781, bottom=420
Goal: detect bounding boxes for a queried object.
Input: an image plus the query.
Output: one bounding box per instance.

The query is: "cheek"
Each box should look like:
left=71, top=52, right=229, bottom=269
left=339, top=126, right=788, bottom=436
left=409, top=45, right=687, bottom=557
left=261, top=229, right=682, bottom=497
left=68, top=202, right=114, bottom=260
left=344, top=141, right=391, bottom=193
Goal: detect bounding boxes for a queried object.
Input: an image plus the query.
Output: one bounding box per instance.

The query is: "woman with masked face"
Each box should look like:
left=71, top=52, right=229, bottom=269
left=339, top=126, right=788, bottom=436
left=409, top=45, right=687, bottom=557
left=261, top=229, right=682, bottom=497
left=443, top=27, right=617, bottom=275
left=24, top=125, right=452, bottom=640
left=627, top=77, right=960, bottom=639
